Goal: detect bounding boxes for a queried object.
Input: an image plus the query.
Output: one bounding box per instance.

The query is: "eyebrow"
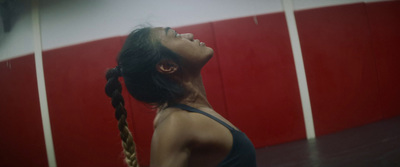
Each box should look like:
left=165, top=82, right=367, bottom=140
left=165, top=27, right=171, bottom=36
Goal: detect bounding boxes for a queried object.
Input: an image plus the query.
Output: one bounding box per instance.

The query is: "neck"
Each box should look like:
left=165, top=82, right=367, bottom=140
left=178, top=73, right=211, bottom=108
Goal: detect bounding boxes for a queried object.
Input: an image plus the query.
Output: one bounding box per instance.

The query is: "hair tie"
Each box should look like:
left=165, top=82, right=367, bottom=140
left=106, top=66, right=122, bottom=81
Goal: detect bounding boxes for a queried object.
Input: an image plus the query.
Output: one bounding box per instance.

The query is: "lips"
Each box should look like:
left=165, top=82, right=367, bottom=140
left=193, top=39, right=206, bottom=46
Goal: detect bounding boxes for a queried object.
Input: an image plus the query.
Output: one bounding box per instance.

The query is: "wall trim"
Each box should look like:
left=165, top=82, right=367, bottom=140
left=282, top=0, right=316, bottom=139
left=32, top=0, right=57, bottom=166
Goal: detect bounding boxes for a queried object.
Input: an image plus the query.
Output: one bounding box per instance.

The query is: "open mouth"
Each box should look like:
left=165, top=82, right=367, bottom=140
left=194, top=39, right=205, bottom=46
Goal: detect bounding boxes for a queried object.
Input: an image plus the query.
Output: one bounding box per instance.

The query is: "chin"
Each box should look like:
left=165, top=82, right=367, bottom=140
left=204, top=49, right=214, bottom=63
left=206, top=47, right=214, bottom=57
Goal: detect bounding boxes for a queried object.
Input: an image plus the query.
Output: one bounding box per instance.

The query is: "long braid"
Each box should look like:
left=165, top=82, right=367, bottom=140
left=105, top=67, right=139, bottom=167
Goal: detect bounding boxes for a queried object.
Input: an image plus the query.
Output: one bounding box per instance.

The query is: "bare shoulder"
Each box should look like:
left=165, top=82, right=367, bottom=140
left=151, top=107, right=200, bottom=150
left=152, top=108, right=195, bottom=149
left=153, top=107, right=220, bottom=141
left=153, top=106, right=233, bottom=142
left=151, top=106, right=234, bottom=167
left=154, top=107, right=195, bottom=135
left=150, top=108, right=197, bottom=167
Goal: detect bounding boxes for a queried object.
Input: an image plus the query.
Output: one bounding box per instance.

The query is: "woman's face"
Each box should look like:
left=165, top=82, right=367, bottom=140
left=154, top=27, right=214, bottom=71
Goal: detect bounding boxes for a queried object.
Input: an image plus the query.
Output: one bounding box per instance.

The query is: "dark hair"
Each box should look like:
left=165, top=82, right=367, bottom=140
left=118, top=27, right=186, bottom=107
left=104, top=27, right=187, bottom=167
left=105, top=67, right=138, bottom=167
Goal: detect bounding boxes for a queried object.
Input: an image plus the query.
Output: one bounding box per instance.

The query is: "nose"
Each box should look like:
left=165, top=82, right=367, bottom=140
left=181, top=33, right=194, bottom=41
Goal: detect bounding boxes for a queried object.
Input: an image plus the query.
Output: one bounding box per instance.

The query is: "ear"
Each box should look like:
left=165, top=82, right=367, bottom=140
left=156, top=60, right=178, bottom=74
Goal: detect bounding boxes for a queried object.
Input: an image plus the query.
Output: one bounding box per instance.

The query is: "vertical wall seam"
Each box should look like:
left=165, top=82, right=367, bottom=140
left=32, top=0, right=57, bottom=166
left=282, top=0, right=316, bottom=139
left=363, top=2, right=384, bottom=120
left=209, top=22, right=231, bottom=120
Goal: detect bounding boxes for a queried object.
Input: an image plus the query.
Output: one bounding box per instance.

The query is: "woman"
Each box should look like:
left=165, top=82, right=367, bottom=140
left=105, top=27, right=256, bottom=167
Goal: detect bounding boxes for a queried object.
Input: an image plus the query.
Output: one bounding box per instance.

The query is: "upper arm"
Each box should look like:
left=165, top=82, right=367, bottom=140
left=150, top=112, right=194, bottom=167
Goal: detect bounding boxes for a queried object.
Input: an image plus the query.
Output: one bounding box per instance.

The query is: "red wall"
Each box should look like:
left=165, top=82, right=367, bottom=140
left=366, top=1, right=400, bottom=119
left=1, top=1, right=399, bottom=167
left=212, top=13, right=306, bottom=147
left=295, top=1, right=400, bottom=136
left=42, top=37, right=129, bottom=167
left=295, top=3, right=381, bottom=136
left=0, top=54, right=48, bottom=167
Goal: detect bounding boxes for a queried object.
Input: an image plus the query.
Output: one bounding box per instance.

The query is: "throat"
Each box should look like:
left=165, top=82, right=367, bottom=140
left=179, top=75, right=211, bottom=108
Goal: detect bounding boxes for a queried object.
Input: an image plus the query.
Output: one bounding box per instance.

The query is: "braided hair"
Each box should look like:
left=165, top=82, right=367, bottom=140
left=105, top=27, right=186, bottom=166
left=105, top=66, right=138, bottom=167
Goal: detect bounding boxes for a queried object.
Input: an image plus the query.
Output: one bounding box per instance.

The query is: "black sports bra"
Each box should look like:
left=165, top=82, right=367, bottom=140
left=173, top=104, right=257, bottom=167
